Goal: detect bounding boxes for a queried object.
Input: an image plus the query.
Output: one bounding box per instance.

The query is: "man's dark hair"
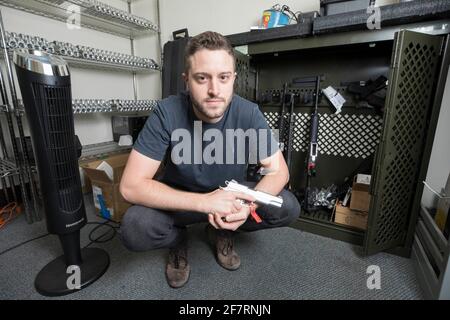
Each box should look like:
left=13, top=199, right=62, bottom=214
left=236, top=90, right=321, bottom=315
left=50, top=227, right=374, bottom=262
left=184, top=31, right=236, bottom=72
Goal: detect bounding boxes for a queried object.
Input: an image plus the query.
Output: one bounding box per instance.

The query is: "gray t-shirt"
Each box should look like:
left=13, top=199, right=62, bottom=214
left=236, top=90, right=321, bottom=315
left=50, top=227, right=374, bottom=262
left=134, top=91, right=279, bottom=192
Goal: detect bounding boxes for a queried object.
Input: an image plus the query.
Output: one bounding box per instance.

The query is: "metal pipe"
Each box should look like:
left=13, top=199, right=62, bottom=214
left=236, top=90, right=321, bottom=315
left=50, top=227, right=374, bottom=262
left=0, top=43, right=31, bottom=218
left=157, top=0, right=162, bottom=82
left=128, top=0, right=138, bottom=101
left=0, top=119, right=12, bottom=203
left=1, top=176, right=10, bottom=203
left=0, top=9, right=39, bottom=222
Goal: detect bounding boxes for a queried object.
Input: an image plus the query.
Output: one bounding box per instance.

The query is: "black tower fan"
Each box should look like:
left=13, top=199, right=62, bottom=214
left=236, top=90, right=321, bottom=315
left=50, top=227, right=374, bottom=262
left=13, top=49, right=109, bottom=296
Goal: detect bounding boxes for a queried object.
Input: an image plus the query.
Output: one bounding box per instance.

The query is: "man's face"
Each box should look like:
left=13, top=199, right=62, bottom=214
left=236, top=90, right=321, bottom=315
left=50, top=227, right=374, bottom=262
left=184, top=49, right=236, bottom=123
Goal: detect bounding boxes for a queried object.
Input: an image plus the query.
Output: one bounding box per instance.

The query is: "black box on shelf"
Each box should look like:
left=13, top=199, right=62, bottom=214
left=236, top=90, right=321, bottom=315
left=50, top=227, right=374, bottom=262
left=111, top=115, right=148, bottom=143
left=322, top=0, right=372, bottom=16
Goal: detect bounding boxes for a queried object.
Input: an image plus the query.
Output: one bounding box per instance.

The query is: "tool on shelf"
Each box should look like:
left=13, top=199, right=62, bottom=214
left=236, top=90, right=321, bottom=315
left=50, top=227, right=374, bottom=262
left=0, top=0, right=159, bottom=37
left=1, top=32, right=160, bottom=71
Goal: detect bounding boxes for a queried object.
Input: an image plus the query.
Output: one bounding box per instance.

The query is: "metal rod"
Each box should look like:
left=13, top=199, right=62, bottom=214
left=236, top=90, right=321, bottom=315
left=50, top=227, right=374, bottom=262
left=0, top=14, right=40, bottom=220
left=0, top=119, right=10, bottom=160
left=131, top=39, right=138, bottom=101
left=0, top=9, right=35, bottom=223
left=128, top=1, right=138, bottom=101
left=0, top=133, right=19, bottom=203
left=156, top=0, right=163, bottom=82
left=9, top=174, right=17, bottom=202
left=0, top=175, right=10, bottom=203
left=0, top=127, right=13, bottom=203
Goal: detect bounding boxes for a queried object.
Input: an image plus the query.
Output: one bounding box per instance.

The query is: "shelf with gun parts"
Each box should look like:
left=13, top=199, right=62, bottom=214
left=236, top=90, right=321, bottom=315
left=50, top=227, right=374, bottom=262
left=1, top=32, right=161, bottom=73
left=0, top=99, right=156, bottom=115
left=0, top=0, right=159, bottom=39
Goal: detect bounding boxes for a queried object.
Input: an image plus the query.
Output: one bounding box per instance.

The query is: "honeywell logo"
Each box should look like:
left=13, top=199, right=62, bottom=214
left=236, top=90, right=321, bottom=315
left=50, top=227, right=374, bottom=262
left=66, top=217, right=85, bottom=228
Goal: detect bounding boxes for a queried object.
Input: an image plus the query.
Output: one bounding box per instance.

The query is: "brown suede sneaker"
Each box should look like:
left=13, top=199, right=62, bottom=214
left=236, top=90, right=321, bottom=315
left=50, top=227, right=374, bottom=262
left=166, top=237, right=190, bottom=288
left=206, top=224, right=241, bottom=271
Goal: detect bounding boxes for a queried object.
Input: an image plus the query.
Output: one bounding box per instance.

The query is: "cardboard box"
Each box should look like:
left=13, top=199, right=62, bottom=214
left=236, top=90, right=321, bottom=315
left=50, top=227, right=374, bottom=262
left=81, top=153, right=131, bottom=222
left=79, top=166, right=92, bottom=194
left=350, top=174, right=372, bottom=212
left=434, top=172, right=450, bottom=235
left=334, top=203, right=368, bottom=230
left=78, top=150, right=131, bottom=194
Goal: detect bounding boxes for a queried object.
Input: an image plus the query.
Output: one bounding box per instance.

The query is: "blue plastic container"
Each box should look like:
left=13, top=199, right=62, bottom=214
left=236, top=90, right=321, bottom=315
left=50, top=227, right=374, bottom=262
left=262, top=8, right=290, bottom=28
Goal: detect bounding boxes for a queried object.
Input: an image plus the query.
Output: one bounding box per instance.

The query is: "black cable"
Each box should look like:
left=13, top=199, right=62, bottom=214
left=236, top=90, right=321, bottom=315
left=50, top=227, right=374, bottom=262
left=0, top=219, right=121, bottom=256
left=0, top=233, right=50, bottom=257
left=84, top=220, right=120, bottom=248
left=294, top=11, right=304, bottom=23
left=281, top=5, right=299, bottom=23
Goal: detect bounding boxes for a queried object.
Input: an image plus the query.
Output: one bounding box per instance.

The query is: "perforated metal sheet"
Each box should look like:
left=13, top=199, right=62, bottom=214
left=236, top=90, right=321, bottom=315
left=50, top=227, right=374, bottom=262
left=364, top=31, right=443, bottom=255
left=235, top=51, right=251, bottom=100
left=264, top=111, right=383, bottom=159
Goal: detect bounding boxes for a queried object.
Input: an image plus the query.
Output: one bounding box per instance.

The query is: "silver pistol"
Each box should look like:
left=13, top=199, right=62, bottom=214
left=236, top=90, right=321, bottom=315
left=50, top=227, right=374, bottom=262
left=221, top=180, right=283, bottom=208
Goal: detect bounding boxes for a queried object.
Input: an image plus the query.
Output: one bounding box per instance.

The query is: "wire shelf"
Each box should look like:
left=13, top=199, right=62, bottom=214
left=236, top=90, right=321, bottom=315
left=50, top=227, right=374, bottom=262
left=0, top=158, right=19, bottom=176
left=1, top=49, right=160, bottom=74
left=0, top=0, right=159, bottom=39
left=1, top=99, right=157, bottom=115
left=80, top=141, right=131, bottom=162
left=63, top=55, right=159, bottom=73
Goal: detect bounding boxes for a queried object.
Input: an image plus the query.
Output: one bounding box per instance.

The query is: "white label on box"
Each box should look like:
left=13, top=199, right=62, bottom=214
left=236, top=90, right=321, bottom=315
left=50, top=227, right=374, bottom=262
left=96, top=161, right=114, bottom=181
left=356, top=174, right=372, bottom=185
left=92, top=185, right=102, bottom=209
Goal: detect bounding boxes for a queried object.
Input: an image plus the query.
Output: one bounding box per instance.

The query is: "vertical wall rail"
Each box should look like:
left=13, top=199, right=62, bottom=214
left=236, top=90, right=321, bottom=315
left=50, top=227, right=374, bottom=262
left=128, top=0, right=138, bottom=101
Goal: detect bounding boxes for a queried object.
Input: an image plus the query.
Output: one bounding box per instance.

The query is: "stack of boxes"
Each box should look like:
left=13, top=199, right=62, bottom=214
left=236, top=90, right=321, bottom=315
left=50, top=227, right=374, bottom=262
left=334, top=174, right=371, bottom=230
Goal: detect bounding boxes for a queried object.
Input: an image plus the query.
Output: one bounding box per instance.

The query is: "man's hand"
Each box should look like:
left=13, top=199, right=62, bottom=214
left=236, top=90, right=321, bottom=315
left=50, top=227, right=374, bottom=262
left=200, top=188, right=255, bottom=216
left=208, top=205, right=251, bottom=231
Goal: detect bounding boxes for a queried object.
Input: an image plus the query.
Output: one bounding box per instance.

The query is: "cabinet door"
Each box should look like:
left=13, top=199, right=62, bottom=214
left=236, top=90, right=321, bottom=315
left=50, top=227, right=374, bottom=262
left=234, top=49, right=252, bottom=101
left=364, top=30, right=443, bottom=256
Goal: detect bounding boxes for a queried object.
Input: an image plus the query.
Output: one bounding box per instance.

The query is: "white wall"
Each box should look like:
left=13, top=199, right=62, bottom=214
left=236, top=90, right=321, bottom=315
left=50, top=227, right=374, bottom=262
left=421, top=68, right=450, bottom=209
left=0, top=0, right=161, bottom=146
left=158, top=0, right=320, bottom=44
left=132, top=0, right=162, bottom=102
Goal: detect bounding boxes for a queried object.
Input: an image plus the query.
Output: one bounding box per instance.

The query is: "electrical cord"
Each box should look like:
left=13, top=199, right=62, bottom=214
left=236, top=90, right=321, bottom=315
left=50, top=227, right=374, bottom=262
left=423, top=181, right=450, bottom=199
left=0, top=233, right=50, bottom=257
left=84, top=220, right=120, bottom=248
left=0, top=202, right=20, bottom=229
left=281, top=5, right=299, bottom=23
left=294, top=11, right=304, bottom=23
left=0, top=219, right=121, bottom=257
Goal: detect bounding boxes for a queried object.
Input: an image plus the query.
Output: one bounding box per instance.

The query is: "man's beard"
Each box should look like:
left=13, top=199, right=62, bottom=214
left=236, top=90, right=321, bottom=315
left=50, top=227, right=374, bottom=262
left=191, top=96, right=229, bottom=120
